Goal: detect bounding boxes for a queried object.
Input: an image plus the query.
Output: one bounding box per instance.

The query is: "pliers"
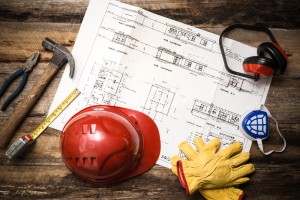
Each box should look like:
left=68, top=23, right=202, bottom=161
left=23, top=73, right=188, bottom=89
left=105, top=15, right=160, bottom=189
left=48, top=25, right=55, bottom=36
left=0, top=52, right=40, bottom=111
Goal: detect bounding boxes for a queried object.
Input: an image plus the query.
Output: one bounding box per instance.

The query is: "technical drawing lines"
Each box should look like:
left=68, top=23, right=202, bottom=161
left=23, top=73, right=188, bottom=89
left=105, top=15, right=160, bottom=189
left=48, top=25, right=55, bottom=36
left=165, top=24, right=217, bottom=51
left=155, top=47, right=262, bottom=96
left=143, top=84, right=175, bottom=121
left=91, top=69, right=123, bottom=104
left=84, top=60, right=128, bottom=106
left=107, top=2, right=218, bottom=53
left=106, top=29, right=263, bottom=97
left=156, top=47, right=207, bottom=75
left=103, top=31, right=158, bottom=56
left=220, top=74, right=258, bottom=94
left=192, top=99, right=241, bottom=127
left=112, top=32, right=138, bottom=49
left=107, top=31, right=263, bottom=96
left=206, top=127, right=247, bottom=147
left=106, top=2, right=166, bottom=34
left=104, top=2, right=264, bottom=96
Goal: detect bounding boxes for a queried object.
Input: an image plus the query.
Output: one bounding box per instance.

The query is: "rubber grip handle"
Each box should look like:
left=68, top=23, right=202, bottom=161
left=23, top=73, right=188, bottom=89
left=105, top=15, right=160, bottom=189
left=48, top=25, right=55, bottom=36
left=1, top=72, right=29, bottom=111
left=0, top=64, right=59, bottom=148
left=0, top=68, right=23, bottom=98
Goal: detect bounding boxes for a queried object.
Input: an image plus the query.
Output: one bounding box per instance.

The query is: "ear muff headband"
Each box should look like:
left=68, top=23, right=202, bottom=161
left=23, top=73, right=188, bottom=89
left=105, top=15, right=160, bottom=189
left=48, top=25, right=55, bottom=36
left=219, top=23, right=286, bottom=81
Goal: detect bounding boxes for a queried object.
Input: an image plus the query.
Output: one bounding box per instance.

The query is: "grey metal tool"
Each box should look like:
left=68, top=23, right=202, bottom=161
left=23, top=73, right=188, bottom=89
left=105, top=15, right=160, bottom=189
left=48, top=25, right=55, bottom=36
left=0, top=52, right=40, bottom=111
left=5, top=88, right=80, bottom=159
left=0, top=38, right=75, bottom=148
left=5, top=134, right=35, bottom=159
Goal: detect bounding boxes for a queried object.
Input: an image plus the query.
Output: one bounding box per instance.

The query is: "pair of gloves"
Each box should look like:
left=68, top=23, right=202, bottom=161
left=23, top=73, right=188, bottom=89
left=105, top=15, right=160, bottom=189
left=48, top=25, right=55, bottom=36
left=171, top=137, right=255, bottom=200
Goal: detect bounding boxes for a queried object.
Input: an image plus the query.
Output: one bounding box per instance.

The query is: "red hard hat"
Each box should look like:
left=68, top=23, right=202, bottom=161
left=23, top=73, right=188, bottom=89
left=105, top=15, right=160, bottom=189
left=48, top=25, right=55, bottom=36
left=60, top=105, right=160, bottom=184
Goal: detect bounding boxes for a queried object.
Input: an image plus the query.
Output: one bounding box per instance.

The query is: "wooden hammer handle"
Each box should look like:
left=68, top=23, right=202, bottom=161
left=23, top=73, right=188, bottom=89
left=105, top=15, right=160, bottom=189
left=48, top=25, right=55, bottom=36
left=0, top=64, right=59, bottom=148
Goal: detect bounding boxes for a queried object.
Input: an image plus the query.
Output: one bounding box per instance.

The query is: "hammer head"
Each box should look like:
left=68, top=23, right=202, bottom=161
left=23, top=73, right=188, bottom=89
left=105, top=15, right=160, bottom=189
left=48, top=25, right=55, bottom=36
left=42, top=38, right=75, bottom=78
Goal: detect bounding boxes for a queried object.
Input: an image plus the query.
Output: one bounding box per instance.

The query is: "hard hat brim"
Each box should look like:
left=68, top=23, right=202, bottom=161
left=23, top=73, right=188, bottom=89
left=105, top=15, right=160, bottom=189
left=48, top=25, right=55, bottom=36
left=62, top=105, right=161, bottom=183
left=106, top=105, right=161, bottom=181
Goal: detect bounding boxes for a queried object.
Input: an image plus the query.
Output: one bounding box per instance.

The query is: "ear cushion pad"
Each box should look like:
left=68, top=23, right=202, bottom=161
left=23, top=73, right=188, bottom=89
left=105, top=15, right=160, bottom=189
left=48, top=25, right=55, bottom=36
left=257, top=42, right=287, bottom=75
left=243, top=56, right=276, bottom=77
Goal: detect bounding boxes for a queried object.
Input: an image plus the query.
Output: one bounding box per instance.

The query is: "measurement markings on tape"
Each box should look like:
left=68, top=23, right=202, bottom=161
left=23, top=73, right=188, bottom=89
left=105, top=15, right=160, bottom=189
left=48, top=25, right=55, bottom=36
left=5, top=88, right=80, bottom=159
left=31, top=88, right=80, bottom=139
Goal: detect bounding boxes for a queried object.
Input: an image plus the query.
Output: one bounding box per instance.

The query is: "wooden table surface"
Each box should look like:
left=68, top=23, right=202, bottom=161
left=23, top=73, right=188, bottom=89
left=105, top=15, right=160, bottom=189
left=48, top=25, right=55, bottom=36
left=0, top=0, right=299, bottom=199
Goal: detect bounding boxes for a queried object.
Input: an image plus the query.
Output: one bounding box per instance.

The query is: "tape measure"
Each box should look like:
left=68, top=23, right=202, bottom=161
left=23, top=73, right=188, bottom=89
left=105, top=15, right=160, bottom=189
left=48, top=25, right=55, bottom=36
left=5, top=88, right=80, bottom=159
left=31, top=88, right=80, bottom=139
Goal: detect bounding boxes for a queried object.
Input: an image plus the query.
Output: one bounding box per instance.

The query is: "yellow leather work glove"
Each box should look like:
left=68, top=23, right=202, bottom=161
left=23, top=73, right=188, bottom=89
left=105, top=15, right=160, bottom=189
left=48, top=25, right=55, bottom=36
left=172, top=159, right=244, bottom=199
left=171, top=138, right=245, bottom=200
left=171, top=138, right=244, bottom=200
left=171, top=137, right=254, bottom=196
left=199, top=187, right=244, bottom=200
left=172, top=155, right=244, bottom=200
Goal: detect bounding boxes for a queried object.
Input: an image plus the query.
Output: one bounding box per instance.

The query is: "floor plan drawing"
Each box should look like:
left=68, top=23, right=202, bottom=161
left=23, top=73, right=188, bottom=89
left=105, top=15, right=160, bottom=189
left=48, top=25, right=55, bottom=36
left=49, top=0, right=272, bottom=169
left=105, top=29, right=266, bottom=97
left=86, top=62, right=127, bottom=106
left=206, top=127, right=246, bottom=147
left=79, top=60, right=133, bottom=107
left=218, top=73, right=265, bottom=95
left=156, top=47, right=207, bottom=75
left=112, top=32, right=138, bottom=50
left=165, top=24, right=217, bottom=51
left=142, top=84, right=175, bottom=121
left=192, top=100, right=241, bottom=127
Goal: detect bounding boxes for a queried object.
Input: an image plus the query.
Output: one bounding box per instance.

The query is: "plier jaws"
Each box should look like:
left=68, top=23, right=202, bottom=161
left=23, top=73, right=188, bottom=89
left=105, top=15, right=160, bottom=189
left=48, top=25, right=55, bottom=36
left=0, top=52, right=40, bottom=111
left=21, top=52, right=40, bottom=72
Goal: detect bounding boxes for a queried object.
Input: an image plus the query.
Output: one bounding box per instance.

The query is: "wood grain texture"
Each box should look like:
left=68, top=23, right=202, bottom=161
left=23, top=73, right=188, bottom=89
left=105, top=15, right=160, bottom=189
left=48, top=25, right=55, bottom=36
left=0, top=0, right=299, bottom=28
left=0, top=63, right=61, bottom=147
left=0, top=0, right=299, bottom=199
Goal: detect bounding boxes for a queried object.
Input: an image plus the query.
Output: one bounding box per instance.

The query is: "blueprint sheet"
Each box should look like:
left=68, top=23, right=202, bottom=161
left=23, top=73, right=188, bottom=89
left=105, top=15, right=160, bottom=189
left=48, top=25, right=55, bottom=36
left=48, top=0, right=272, bottom=168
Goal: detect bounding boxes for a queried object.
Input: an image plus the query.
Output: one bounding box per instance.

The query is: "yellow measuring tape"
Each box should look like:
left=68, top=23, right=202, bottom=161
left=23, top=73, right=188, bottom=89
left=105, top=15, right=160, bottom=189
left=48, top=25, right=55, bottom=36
left=30, top=88, right=80, bottom=139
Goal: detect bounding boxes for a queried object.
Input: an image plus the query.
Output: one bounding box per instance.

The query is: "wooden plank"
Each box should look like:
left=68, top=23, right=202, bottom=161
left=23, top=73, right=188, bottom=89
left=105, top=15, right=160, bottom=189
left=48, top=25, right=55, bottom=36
left=0, top=164, right=199, bottom=199
left=0, top=0, right=299, bottom=28
left=0, top=163, right=299, bottom=199
left=0, top=22, right=78, bottom=62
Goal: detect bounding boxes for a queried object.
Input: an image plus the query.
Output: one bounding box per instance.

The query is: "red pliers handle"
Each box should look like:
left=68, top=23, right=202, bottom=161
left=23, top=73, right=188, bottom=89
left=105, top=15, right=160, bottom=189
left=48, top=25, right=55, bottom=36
left=0, top=52, right=40, bottom=111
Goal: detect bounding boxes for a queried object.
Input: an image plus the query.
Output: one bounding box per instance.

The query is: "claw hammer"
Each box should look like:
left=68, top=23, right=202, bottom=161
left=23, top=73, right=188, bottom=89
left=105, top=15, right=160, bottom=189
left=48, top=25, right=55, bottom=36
left=0, top=38, right=75, bottom=148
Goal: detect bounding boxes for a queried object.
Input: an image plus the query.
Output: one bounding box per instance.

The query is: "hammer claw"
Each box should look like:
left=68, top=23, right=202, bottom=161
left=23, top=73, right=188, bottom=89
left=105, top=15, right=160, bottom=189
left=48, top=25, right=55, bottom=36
left=42, top=38, right=75, bottom=78
left=67, top=54, right=75, bottom=78
left=0, top=38, right=75, bottom=148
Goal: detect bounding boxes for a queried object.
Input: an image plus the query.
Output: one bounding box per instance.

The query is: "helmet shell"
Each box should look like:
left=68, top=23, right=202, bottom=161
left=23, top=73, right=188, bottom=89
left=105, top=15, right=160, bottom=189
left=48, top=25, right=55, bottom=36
left=60, top=105, right=160, bottom=184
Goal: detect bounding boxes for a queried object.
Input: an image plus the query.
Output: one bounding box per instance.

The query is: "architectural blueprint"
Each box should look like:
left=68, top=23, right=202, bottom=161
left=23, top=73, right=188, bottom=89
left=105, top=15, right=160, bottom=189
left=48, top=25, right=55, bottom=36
left=48, top=0, right=272, bottom=168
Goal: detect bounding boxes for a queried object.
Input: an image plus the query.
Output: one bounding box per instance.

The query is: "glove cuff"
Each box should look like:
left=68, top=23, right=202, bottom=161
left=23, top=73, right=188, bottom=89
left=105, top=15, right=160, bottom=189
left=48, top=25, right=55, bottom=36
left=239, top=191, right=245, bottom=200
left=177, top=160, right=190, bottom=196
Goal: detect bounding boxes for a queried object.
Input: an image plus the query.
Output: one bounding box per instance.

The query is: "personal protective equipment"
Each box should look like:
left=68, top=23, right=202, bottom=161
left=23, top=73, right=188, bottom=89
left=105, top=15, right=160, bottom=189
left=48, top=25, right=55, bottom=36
left=60, top=105, right=160, bottom=184
left=171, top=138, right=245, bottom=200
left=199, top=187, right=244, bottom=200
left=240, top=104, right=286, bottom=155
left=219, top=23, right=287, bottom=81
left=171, top=137, right=254, bottom=195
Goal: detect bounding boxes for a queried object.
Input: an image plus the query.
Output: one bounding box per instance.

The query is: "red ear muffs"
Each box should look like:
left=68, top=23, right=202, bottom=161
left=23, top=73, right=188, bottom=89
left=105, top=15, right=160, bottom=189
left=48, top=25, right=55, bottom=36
left=243, top=42, right=288, bottom=77
left=257, top=42, right=287, bottom=75
left=220, top=24, right=288, bottom=81
left=243, top=56, right=277, bottom=77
